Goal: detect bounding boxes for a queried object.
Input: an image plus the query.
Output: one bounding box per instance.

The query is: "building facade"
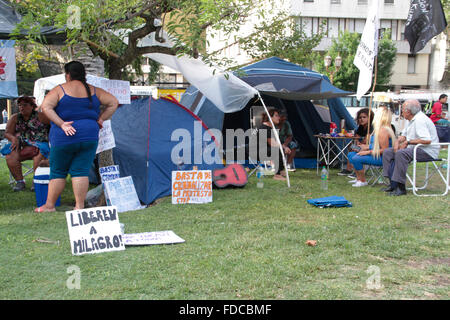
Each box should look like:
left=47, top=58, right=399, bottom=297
left=206, top=0, right=448, bottom=91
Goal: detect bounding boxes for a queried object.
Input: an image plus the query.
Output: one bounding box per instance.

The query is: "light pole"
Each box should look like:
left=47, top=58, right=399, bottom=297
left=324, top=54, right=342, bottom=84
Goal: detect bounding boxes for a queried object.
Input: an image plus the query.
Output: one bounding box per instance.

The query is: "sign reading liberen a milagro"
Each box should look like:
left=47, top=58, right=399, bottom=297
left=172, top=170, right=212, bottom=204
left=65, top=206, right=125, bottom=255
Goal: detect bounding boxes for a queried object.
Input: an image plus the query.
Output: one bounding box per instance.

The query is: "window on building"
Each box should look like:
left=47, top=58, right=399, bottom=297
left=384, top=0, right=394, bottom=4
left=328, top=18, right=339, bottom=37
left=357, top=0, right=368, bottom=4
left=304, top=0, right=314, bottom=2
left=407, top=55, right=416, bottom=74
left=355, top=19, right=366, bottom=33
left=331, top=0, right=341, bottom=3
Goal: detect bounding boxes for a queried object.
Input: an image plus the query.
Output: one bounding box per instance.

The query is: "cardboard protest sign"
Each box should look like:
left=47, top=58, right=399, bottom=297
left=99, top=165, right=120, bottom=183
left=99, top=165, right=121, bottom=206
left=65, top=206, right=125, bottom=255
left=88, top=78, right=131, bottom=104
left=96, top=120, right=116, bottom=154
left=103, top=176, right=144, bottom=212
left=123, top=231, right=185, bottom=246
left=172, top=170, right=212, bottom=204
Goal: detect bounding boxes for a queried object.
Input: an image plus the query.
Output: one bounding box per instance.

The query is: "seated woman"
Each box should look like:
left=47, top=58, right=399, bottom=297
left=338, top=107, right=374, bottom=176
left=430, top=94, right=449, bottom=126
left=347, top=107, right=396, bottom=187
left=1, top=96, right=50, bottom=191
left=277, top=111, right=297, bottom=171
left=259, top=108, right=290, bottom=181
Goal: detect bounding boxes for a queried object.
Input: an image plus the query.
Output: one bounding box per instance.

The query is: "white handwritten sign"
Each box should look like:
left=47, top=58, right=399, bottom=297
left=96, top=120, right=116, bottom=154
left=99, top=165, right=120, bottom=206
left=89, top=78, right=131, bottom=105
left=65, top=206, right=125, bottom=256
left=103, top=176, right=144, bottom=212
left=171, top=170, right=212, bottom=204
left=123, top=231, right=185, bottom=246
left=99, top=165, right=120, bottom=183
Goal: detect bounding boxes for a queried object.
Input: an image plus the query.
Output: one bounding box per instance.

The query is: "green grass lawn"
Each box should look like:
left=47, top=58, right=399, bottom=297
left=0, top=157, right=448, bottom=300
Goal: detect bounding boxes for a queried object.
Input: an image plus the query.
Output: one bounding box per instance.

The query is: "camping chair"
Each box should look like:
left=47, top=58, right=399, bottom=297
left=405, top=143, right=450, bottom=196
left=8, top=162, right=34, bottom=186
left=247, top=105, right=276, bottom=177
left=365, top=164, right=388, bottom=186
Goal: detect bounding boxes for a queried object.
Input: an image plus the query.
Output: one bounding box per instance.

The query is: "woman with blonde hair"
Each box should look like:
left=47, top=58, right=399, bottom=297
left=347, top=107, right=396, bottom=187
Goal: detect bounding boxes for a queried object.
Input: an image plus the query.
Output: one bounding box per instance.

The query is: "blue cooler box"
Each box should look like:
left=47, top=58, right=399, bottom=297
left=34, top=167, right=61, bottom=207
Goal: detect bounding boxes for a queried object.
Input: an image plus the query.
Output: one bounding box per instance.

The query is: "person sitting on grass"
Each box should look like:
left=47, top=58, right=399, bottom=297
left=338, top=107, right=374, bottom=176
left=1, top=96, right=50, bottom=192
left=347, top=107, right=396, bottom=187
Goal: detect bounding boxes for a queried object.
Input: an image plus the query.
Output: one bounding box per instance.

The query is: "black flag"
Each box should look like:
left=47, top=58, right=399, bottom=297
left=405, top=0, right=447, bottom=54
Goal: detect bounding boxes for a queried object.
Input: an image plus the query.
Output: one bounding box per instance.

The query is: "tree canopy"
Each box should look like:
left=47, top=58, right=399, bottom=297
left=13, top=0, right=279, bottom=79
left=314, top=31, right=397, bottom=92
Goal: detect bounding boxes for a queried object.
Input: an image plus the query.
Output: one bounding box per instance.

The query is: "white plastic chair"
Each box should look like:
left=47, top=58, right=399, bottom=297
left=406, top=143, right=449, bottom=196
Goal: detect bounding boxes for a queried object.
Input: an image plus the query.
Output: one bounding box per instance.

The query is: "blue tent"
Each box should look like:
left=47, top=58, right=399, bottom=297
left=180, top=57, right=356, bottom=161
left=110, top=97, right=222, bottom=205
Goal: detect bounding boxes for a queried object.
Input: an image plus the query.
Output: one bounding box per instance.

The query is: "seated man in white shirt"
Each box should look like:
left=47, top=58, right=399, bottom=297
left=382, top=99, right=440, bottom=196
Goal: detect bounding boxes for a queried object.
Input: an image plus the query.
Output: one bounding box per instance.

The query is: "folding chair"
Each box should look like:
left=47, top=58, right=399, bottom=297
left=8, top=162, right=34, bottom=186
left=365, top=164, right=388, bottom=186
left=405, top=143, right=449, bottom=196
left=246, top=105, right=276, bottom=177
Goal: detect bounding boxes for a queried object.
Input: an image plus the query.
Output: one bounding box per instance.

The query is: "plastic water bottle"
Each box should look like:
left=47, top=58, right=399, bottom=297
left=256, top=167, right=264, bottom=188
left=321, top=166, right=328, bottom=190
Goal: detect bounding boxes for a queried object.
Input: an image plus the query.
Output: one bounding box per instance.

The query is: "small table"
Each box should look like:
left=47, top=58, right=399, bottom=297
left=314, top=134, right=360, bottom=174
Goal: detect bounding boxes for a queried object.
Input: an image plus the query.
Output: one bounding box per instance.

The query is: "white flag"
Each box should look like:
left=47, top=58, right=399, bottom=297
left=354, top=0, right=380, bottom=100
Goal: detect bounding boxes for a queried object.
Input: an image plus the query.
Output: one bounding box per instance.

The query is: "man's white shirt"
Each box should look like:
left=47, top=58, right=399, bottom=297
left=401, top=111, right=440, bottom=159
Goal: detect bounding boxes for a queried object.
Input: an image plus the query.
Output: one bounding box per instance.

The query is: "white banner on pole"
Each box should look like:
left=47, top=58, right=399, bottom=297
left=353, top=0, right=380, bottom=100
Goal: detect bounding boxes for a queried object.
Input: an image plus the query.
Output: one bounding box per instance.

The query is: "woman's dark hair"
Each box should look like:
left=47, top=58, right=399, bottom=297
left=261, top=107, right=280, bottom=123
left=439, top=94, right=448, bottom=100
left=64, top=61, right=92, bottom=106
left=356, top=107, right=375, bottom=127
left=17, top=96, right=37, bottom=109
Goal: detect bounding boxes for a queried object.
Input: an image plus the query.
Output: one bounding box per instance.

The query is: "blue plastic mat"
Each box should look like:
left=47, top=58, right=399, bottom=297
left=307, top=196, right=352, bottom=208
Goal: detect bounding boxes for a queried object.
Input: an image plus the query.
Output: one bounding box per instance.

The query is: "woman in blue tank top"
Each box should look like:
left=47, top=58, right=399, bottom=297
left=347, top=107, right=396, bottom=187
left=35, top=61, right=119, bottom=213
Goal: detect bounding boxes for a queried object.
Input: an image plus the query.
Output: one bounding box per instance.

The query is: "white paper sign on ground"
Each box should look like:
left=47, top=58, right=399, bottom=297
left=65, top=206, right=125, bottom=256
left=123, top=231, right=185, bottom=246
left=171, top=170, right=212, bottom=204
left=96, top=120, right=116, bottom=154
left=103, top=176, right=145, bottom=212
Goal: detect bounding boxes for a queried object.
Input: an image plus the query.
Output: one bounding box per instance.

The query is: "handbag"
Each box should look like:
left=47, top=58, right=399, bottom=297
left=19, top=145, right=40, bottom=159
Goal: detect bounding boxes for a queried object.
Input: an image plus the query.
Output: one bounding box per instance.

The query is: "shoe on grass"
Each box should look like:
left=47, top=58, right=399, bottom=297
left=13, top=181, right=25, bottom=192
left=337, top=169, right=353, bottom=176
left=352, top=181, right=368, bottom=187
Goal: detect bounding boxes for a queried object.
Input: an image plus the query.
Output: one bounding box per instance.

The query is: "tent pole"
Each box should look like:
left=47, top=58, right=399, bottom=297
left=6, top=99, right=11, bottom=119
left=366, top=55, right=378, bottom=143
left=257, top=92, right=290, bottom=188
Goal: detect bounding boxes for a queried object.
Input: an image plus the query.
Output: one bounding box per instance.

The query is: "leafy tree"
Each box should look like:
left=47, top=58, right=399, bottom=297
left=237, top=11, right=325, bottom=68
left=13, top=0, right=276, bottom=80
left=314, top=31, right=397, bottom=92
